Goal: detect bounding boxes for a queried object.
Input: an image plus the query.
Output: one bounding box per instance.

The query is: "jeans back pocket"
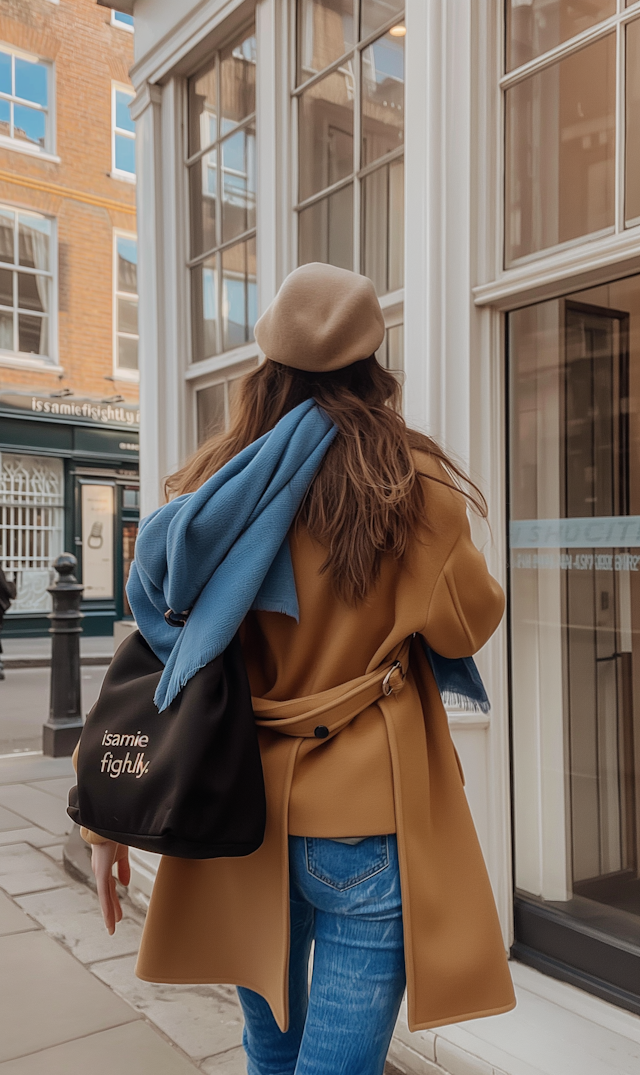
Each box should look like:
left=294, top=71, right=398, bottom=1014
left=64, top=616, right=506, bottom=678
left=304, top=835, right=390, bottom=891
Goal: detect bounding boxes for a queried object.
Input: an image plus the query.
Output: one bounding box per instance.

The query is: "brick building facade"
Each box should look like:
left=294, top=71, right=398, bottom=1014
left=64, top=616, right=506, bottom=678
left=0, top=0, right=140, bottom=637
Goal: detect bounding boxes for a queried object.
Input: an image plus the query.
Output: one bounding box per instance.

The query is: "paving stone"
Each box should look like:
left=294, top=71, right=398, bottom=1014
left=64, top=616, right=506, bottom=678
left=0, top=930, right=137, bottom=1062
left=0, top=827, right=62, bottom=849
left=16, top=884, right=142, bottom=963
left=0, top=843, right=69, bottom=895
left=26, top=777, right=74, bottom=802
left=39, top=844, right=63, bottom=862
left=435, top=1038, right=494, bottom=1075
left=0, top=785, right=72, bottom=836
left=0, top=806, right=30, bottom=832
left=0, top=756, right=74, bottom=786
left=201, top=1046, right=247, bottom=1074
left=0, top=891, right=38, bottom=937
left=91, top=955, right=244, bottom=1062
left=0, top=1020, right=199, bottom=1074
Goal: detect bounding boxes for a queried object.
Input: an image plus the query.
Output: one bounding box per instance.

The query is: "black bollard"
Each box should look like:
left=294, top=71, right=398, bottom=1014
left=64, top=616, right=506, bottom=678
left=42, top=553, right=85, bottom=757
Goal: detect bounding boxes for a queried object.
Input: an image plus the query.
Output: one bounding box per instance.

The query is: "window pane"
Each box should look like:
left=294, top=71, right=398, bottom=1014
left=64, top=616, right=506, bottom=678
left=115, top=90, right=135, bottom=133
left=188, top=59, right=217, bottom=157
left=220, top=29, right=256, bottom=135
left=298, top=68, right=354, bottom=202
left=18, top=273, right=47, bottom=313
left=116, top=236, right=137, bottom=293
left=191, top=257, right=218, bottom=362
left=13, top=104, right=45, bottom=148
left=506, top=0, right=615, bottom=72
left=114, top=12, right=134, bottom=27
left=0, top=310, right=12, bottom=349
left=189, top=153, right=217, bottom=258
left=221, top=237, right=257, bottom=351
left=15, top=58, right=47, bottom=107
left=0, top=98, right=8, bottom=137
left=18, top=312, right=46, bottom=355
left=509, top=275, right=640, bottom=978
left=117, top=295, right=138, bottom=335
left=626, top=19, right=640, bottom=225
left=18, top=215, right=50, bottom=269
left=197, top=382, right=226, bottom=445
left=222, top=127, right=256, bottom=243
left=296, top=0, right=355, bottom=86
left=360, top=0, right=404, bottom=40
left=0, top=267, right=12, bottom=307
left=117, top=335, right=138, bottom=370
left=0, top=51, right=11, bottom=96
left=298, top=183, right=353, bottom=270
left=505, top=34, right=615, bottom=265
left=361, top=158, right=403, bottom=293
left=115, top=133, right=135, bottom=174
left=361, top=30, right=404, bottom=167
left=0, top=209, right=13, bottom=263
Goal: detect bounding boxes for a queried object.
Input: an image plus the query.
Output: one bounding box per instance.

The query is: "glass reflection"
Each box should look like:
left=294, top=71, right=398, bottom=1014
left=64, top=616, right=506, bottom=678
left=18, top=312, right=46, bottom=354
left=15, top=57, right=47, bottom=106
left=13, top=105, right=45, bottom=147
left=221, top=237, right=257, bottom=351
left=188, top=59, right=217, bottom=156
left=510, top=274, right=640, bottom=952
left=220, top=31, right=256, bottom=135
left=298, top=68, right=354, bottom=202
left=18, top=215, right=50, bottom=269
left=0, top=311, right=11, bottom=350
left=361, top=30, right=404, bottom=166
left=189, top=154, right=217, bottom=259
left=116, top=236, right=137, bottom=294
left=115, top=90, right=135, bottom=133
left=626, top=19, right=640, bottom=225
left=117, top=336, right=138, bottom=370
left=298, top=183, right=353, bottom=270
left=0, top=52, right=10, bottom=96
left=361, top=158, right=403, bottom=294
left=506, top=0, right=615, bottom=71
left=505, top=34, right=615, bottom=264
left=360, top=0, right=404, bottom=40
left=296, top=0, right=355, bottom=85
left=222, top=127, right=256, bottom=242
left=191, top=258, right=218, bottom=362
left=0, top=210, right=13, bottom=263
left=197, top=382, right=226, bottom=445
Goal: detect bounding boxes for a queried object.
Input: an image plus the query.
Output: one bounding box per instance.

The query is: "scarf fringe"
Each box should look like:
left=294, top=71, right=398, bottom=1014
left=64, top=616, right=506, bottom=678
left=441, top=690, right=491, bottom=715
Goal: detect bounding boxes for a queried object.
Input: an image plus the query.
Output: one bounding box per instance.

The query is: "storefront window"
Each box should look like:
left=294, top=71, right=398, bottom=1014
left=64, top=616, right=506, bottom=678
left=509, top=273, right=640, bottom=1010
left=294, top=0, right=404, bottom=295
left=187, top=24, right=257, bottom=362
left=0, top=452, right=63, bottom=614
left=504, top=7, right=640, bottom=266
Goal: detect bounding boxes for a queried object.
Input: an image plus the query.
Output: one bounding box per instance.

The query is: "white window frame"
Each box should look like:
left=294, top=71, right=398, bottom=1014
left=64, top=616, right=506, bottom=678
left=111, top=81, right=136, bottom=183
left=113, top=229, right=139, bottom=383
left=111, top=11, right=134, bottom=33
left=0, top=43, right=56, bottom=160
left=0, top=204, right=58, bottom=372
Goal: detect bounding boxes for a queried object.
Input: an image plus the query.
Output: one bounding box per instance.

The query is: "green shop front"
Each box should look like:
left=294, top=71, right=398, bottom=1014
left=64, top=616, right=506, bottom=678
left=0, top=393, right=139, bottom=637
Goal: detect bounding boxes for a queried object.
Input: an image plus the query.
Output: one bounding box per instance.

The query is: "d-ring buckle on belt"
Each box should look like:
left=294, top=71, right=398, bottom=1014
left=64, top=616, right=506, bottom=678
left=382, top=660, right=405, bottom=696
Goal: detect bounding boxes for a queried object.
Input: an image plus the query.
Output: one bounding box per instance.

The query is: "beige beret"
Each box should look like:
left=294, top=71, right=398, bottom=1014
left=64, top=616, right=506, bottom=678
left=254, top=263, right=385, bottom=373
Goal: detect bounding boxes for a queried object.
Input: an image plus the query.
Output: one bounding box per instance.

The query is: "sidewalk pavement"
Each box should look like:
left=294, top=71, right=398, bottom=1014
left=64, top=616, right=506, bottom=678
left=2, top=636, right=114, bottom=668
left=0, top=751, right=246, bottom=1073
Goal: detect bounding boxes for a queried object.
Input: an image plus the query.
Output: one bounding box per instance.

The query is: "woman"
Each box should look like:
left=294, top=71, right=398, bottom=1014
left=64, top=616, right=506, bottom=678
left=87, top=264, right=515, bottom=1075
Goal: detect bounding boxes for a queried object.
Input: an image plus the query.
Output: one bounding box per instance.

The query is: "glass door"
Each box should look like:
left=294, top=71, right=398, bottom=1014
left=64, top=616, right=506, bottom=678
left=509, top=275, right=640, bottom=1013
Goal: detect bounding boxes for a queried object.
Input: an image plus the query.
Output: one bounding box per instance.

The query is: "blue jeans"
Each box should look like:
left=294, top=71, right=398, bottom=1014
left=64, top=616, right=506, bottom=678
left=238, top=834, right=406, bottom=1075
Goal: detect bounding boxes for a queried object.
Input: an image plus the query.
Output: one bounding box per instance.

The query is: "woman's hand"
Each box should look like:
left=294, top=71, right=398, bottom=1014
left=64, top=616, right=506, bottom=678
left=91, top=841, right=131, bottom=935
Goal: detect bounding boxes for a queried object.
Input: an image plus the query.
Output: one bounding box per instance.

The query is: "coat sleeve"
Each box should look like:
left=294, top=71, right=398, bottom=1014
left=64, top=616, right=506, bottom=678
left=421, top=506, right=505, bottom=659
left=71, top=741, right=109, bottom=847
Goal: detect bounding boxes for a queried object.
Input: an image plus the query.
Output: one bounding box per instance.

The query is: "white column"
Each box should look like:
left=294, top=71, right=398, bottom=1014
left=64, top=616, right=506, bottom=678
left=131, top=82, right=165, bottom=517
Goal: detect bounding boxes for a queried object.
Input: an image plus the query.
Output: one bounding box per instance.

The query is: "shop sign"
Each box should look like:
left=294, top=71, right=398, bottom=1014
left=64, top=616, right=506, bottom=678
left=0, top=392, right=140, bottom=427
left=82, top=484, right=115, bottom=600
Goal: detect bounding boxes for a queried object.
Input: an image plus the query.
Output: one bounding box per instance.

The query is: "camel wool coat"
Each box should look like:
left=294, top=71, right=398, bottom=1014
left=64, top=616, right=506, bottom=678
left=82, top=452, right=516, bottom=1033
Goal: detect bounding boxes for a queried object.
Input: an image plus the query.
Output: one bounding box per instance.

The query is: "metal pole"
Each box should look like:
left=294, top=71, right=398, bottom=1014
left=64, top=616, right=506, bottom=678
left=42, top=553, right=84, bottom=757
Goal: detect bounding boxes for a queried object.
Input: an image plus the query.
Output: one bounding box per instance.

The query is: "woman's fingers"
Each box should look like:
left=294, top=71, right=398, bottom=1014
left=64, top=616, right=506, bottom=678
left=116, top=847, right=131, bottom=887
left=91, top=841, right=123, bottom=935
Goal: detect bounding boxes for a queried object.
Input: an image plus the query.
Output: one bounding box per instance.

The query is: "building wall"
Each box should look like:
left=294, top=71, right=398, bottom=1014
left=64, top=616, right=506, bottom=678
left=0, top=0, right=137, bottom=403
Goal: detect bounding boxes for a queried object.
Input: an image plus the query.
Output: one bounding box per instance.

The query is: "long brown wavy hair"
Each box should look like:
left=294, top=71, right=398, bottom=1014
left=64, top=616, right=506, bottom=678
left=166, top=357, right=487, bottom=604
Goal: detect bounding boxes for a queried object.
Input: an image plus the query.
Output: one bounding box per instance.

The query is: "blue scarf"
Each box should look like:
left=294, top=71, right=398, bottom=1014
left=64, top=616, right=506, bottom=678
left=127, top=397, right=490, bottom=715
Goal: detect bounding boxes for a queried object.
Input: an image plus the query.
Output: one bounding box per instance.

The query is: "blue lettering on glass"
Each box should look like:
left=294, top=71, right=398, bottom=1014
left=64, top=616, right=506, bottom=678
left=510, top=517, right=640, bottom=549
left=15, top=58, right=47, bottom=107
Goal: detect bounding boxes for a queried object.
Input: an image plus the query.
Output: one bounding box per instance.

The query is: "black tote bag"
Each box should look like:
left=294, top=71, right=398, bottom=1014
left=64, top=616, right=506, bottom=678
left=67, top=629, right=266, bottom=859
